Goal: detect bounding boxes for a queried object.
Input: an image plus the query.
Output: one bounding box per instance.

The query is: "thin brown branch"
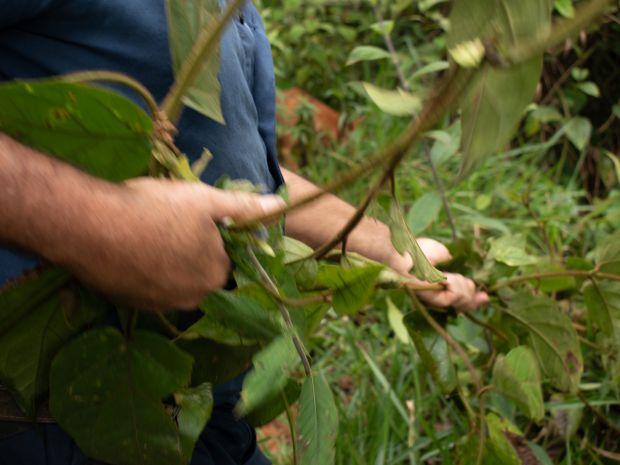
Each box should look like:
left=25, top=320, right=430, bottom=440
left=233, top=67, right=475, bottom=230
left=504, top=0, right=616, bottom=65
left=247, top=246, right=312, bottom=377
left=490, top=270, right=620, bottom=291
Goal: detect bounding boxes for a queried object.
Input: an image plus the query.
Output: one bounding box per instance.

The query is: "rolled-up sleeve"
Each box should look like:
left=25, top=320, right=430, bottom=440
left=0, top=0, right=55, bottom=29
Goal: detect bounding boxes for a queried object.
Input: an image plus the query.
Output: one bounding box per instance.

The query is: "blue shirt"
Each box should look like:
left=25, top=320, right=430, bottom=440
left=0, top=0, right=283, bottom=406
left=0, top=0, right=283, bottom=284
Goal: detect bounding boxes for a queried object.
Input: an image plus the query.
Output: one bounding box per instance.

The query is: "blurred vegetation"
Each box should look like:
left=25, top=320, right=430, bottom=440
left=257, top=1, right=620, bottom=464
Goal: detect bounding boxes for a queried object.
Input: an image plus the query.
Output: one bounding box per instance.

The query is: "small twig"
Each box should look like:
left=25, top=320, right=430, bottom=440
left=232, top=67, right=475, bottom=230
left=61, top=70, right=160, bottom=117
left=504, top=0, right=616, bottom=65
left=156, top=312, right=182, bottom=339
left=311, top=169, right=391, bottom=261
left=577, top=391, right=620, bottom=436
left=282, top=389, right=300, bottom=465
left=540, top=48, right=595, bottom=105
left=161, top=0, right=245, bottom=123
left=425, top=146, right=458, bottom=241
left=374, top=7, right=458, bottom=241
left=464, top=313, right=508, bottom=342
left=247, top=246, right=312, bottom=377
left=374, top=6, right=411, bottom=92
left=490, top=270, right=620, bottom=291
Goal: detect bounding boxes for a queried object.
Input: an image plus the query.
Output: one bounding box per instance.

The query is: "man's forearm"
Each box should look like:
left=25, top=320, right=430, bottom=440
left=0, top=132, right=122, bottom=266
left=282, top=168, right=397, bottom=265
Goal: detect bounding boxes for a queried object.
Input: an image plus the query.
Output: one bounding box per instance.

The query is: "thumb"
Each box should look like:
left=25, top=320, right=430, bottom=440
left=210, top=190, right=286, bottom=224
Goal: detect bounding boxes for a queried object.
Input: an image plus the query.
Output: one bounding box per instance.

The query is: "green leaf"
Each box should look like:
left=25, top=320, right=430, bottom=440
left=406, top=192, right=443, bottom=235
left=284, top=237, right=319, bottom=288
left=488, top=234, right=540, bottom=267
left=0, top=80, right=153, bottom=181
left=0, top=270, right=107, bottom=416
left=166, top=0, right=224, bottom=123
left=485, top=414, right=523, bottom=465
left=555, top=0, right=575, bottom=17
left=564, top=116, right=592, bottom=151
left=449, top=0, right=552, bottom=175
left=605, top=151, right=620, bottom=186
left=361, top=82, right=421, bottom=116
left=577, top=82, right=600, bottom=97
left=404, top=313, right=457, bottom=395
left=504, top=293, right=583, bottom=393
left=198, top=290, right=282, bottom=342
left=389, top=199, right=445, bottom=283
left=238, top=336, right=299, bottom=415
left=429, top=122, right=461, bottom=165
left=459, top=60, right=543, bottom=175
left=594, top=231, right=620, bottom=274
left=50, top=328, right=196, bottom=465
left=492, top=346, right=545, bottom=421
left=315, top=264, right=383, bottom=315
left=246, top=380, right=301, bottom=427
left=584, top=280, right=620, bottom=341
left=297, top=373, right=339, bottom=465
left=386, top=298, right=410, bottom=344
left=346, top=46, right=391, bottom=66
left=174, top=383, right=214, bottom=462
left=177, top=338, right=258, bottom=387
left=525, top=262, right=576, bottom=292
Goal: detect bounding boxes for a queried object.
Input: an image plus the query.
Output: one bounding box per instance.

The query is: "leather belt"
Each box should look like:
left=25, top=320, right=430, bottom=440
left=0, top=386, right=56, bottom=424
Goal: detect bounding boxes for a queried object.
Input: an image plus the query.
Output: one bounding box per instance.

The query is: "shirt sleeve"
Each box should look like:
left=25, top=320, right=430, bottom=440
left=0, top=0, right=56, bottom=29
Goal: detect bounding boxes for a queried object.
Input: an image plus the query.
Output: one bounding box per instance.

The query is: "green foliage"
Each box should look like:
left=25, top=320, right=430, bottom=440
left=297, top=373, right=339, bottom=465
left=1, top=1, right=620, bottom=464
left=0, top=81, right=153, bottom=181
left=505, top=293, right=583, bottom=393
left=49, top=328, right=202, bottom=465
left=166, top=0, right=223, bottom=123
left=492, top=346, right=545, bottom=421
left=238, top=336, right=299, bottom=415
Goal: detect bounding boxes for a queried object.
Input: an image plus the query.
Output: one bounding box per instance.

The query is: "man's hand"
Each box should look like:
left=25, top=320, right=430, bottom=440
left=0, top=133, right=283, bottom=311
left=388, top=241, right=489, bottom=312
left=63, top=179, right=284, bottom=311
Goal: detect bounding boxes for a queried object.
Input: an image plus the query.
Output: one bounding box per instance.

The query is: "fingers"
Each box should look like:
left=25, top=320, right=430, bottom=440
left=417, top=272, right=488, bottom=312
left=209, top=189, right=286, bottom=223
left=416, top=238, right=452, bottom=266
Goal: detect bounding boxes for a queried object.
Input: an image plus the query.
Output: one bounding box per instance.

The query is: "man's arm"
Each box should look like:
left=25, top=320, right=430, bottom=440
left=0, top=132, right=283, bottom=310
left=282, top=168, right=489, bottom=311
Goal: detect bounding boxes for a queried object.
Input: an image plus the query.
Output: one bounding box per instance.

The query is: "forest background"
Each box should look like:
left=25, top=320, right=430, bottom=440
left=256, top=0, right=620, bottom=464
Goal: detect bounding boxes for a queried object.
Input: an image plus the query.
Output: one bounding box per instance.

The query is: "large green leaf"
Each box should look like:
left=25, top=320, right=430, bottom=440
left=361, top=83, right=421, bottom=117
left=297, top=373, right=338, bottom=465
left=584, top=280, right=620, bottom=341
left=492, top=346, right=545, bottom=421
left=504, top=293, right=582, bottom=393
left=197, top=289, right=282, bottom=342
left=0, top=80, right=153, bottom=181
left=406, top=192, right=443, bottom=235
left=404, top=313, right=458, bottom=395
left=595, top=231, right=620, bottom=274
left=49, top=328, right=197, bottom=465
left=237, top=336, right=299, bottom=415
left=0, top=269, right=107, bottom=416
left=174, top=383, right=214, bottom=461
left=177, top=338, right=258, bottom=387
left=166, top=0, right=224, bottom=123
left=488, top=234, right=540, bottom=267
left=485, top=414, right=524, bottom=465
left=448, top=0, right=552, bottom=175
left=246, top=380, right=301, bottom=427
left=314, top=263, right=383, bottom=315
left=388, top=199, right=445, bottom=283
